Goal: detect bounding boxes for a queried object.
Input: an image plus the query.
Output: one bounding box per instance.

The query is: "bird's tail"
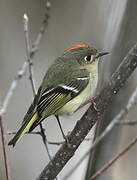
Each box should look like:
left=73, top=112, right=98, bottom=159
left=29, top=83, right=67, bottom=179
left=8, top=113, right=38, bottom=147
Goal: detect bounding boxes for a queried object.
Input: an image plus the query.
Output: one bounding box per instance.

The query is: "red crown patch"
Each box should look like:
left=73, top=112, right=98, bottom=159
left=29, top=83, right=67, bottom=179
left=68, top=44, right=88, bottom=50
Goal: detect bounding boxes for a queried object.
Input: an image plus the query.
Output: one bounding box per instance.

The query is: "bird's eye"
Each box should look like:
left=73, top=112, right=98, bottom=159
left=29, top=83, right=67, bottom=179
left=84, top=55, right=94, bottom=62
left=84, top=55, right=91, bottom=62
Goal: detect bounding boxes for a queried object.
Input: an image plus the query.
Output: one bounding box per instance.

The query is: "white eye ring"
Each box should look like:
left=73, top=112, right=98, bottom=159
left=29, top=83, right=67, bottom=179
left=84, top=55, right=94, bottom=62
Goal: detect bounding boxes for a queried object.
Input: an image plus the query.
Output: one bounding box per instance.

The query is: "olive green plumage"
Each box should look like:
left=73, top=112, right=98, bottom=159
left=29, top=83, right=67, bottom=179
left=8, top=44, right=108, bottom=147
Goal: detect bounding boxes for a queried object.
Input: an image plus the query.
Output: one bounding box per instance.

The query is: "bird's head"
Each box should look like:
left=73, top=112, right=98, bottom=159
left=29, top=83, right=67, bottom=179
left=63, top=44, right=109, bottom=71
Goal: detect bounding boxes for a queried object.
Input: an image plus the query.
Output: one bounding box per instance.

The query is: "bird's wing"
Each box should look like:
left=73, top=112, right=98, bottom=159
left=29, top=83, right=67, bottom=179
left=21, top=86, right=42, bottom=125
left=37, top=78, right=89, bottom=115
left=28, top=77, right=89, bottom=132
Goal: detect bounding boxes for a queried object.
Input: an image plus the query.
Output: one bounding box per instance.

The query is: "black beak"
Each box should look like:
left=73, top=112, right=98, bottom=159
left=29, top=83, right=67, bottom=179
left=96, top=52, right=109, bottom=58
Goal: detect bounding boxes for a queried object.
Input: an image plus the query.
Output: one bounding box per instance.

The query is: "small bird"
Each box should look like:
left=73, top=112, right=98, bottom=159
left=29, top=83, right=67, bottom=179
left=8, top=44, right=108, bottom=147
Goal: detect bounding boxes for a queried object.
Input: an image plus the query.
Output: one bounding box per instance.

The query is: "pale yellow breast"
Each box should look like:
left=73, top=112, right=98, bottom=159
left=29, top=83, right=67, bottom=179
left=57, top=71, right=98, bottom=115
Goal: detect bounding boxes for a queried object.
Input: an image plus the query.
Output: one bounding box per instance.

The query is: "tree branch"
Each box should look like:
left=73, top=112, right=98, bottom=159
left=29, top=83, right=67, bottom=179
left=31, top=0, right=51, bottom=56
left=0, top=0, right=51, bottom=117
left=0, top=2, right=51, bottom=180
left=37, top=43, right=137, bottom=180
left=89, top=135, right=137, bottom=180
left=23, top=10, right=55, bottom=167
left=0, top=116, right=11, bottom=180
left=64, top=84, right=137, bottom=179
left=117, top=120, right=137, bottom=125
left=23, top=13, right=37, bottom=96
left=23, top=8, right=60, bottom=180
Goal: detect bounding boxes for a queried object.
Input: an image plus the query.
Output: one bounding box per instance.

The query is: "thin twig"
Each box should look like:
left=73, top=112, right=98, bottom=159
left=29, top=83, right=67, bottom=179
left=0, top=3, right=51, bottom=180
left=48, top=138, right=92, bottom=146
left=8, top=130, right=91, bottom=145
left=37, top=42, right=137, bottom=180
left=23, top=13, right=37, bottom=95
left=8, top=131, right=41, bottom=135
left=39, top=123, right=52, bottom=160
left=63, top=85, right=137, bottom=179
left=116, top=120, right=137, bottom=125
left=31, top=1, right=51, bottom=56
left=0, top=116, right=11, bottom=180
left=0, top=61, right=28, bottom=116
left=23, top=9, right=59, bottom=180
left=89, top=135, right=137, bottom=180
left=23, top=12, right=53, bottom=161
left=0, top=1, right=51, bottom=117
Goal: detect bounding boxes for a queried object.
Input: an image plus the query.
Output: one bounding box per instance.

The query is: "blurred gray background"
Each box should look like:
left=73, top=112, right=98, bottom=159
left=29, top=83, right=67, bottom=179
left=0, top=0, right=137, bottom=180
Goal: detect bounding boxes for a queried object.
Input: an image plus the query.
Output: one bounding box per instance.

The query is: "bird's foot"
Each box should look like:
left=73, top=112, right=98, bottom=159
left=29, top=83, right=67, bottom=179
left=91, top=97, right=99, bottom=112
left=63, top=135, right=69, bottom=144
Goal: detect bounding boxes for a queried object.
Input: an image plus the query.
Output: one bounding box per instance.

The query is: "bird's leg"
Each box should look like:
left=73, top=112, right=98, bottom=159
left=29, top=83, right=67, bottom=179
left=91, top=96, right=99, bottom=112
left=55, top=115, right=68, bottom=144
left=78, top=96, right=99, bottom=112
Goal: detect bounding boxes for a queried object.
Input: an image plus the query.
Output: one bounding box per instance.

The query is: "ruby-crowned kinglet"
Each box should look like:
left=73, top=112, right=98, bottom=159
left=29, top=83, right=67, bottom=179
left=8, top=44, right=108, bottom=147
